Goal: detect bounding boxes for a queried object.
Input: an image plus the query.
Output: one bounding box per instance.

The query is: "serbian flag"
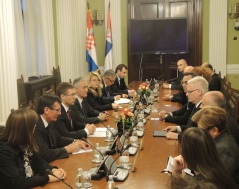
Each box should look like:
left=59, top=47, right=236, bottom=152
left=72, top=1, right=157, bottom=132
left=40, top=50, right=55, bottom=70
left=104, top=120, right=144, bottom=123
left=104, top=2, right=113, bottom=71
left=86, top=8, right=98, bottom=72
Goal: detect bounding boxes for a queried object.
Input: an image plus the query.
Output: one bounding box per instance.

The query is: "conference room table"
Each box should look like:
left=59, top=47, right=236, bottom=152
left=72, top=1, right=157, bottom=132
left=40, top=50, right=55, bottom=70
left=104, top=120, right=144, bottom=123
left=35, top=85, right=181, bottom=189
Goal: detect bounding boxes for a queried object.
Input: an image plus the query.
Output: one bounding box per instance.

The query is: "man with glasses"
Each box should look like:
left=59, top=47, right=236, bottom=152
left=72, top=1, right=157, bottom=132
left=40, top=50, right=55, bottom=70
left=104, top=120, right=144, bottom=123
left=101, top=69, right=121, bottom=102
left=163, top=76, right=208, bottom=139
left=159, top=72, right=196, bottom=125
left=162, top=66, right=194, bottom=105
left=110, top=64, right=135, bottom=97
left=34, top=95, right=90, bottom=162
left=52, top=82, right=96, bottom=139
left=72, top=77, right=107, bottom=124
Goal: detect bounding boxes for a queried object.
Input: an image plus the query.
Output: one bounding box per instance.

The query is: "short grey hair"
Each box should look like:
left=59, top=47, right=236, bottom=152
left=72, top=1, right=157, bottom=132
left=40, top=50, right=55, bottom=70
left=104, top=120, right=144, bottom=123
left=103, top=69, right=116, bottom=77
left=187, top=76, right=209, bottom=95
left=73, top=77, right=86, bottom=88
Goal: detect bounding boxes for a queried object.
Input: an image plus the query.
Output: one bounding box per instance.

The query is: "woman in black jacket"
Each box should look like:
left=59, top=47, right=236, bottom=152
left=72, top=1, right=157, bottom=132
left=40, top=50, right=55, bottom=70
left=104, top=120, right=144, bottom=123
left=0, top=108, right=66, bottom=189
left=86, top=71, right=118, bottom=111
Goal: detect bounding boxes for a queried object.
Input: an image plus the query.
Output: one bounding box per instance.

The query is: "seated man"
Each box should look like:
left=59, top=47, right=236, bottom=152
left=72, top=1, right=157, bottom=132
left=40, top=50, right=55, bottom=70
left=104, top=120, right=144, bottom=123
left=162, top=66, right=194, bottom=105
left=201, top=62, right=221, bottom=91
left=162, top=59, right=188, bottom=90
left=200, top=91, right=239, bottom=146
left=72, top=77, right=107, bottom=124
left=159, top=72, right=196, bottom=125
left=52, top=82, right=96, bottom=139
left=163, top=76, right=209, bottom=139
left=101, top=69, right=121, bottom=102
left=34, top=95, right=90, bottom=162
left=110, top=64, right=135, bottom=96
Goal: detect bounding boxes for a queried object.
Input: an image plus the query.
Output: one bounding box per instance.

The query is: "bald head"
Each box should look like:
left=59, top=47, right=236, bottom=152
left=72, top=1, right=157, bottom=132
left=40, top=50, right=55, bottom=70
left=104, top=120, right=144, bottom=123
left=184, top=66, right=194, bottom=73
left=177, top=59, right=188, bottom=72
left=201, top=91, right=225, bottom=109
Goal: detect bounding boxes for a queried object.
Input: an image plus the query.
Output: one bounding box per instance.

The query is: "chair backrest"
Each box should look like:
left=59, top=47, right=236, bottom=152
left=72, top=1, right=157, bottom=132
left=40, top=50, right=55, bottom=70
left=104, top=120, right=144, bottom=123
left=227, top=88, right=239, bottom=124
left=17, top=75, right=28, bottom=108
left=53, top=66, right=61, bottom=86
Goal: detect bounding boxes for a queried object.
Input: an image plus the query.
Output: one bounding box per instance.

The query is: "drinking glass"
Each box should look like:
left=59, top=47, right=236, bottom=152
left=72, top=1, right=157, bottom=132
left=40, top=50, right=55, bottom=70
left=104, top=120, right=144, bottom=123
left=119, top=149, right=130, bottom=169
left=82, top=171, right=92, bottom=188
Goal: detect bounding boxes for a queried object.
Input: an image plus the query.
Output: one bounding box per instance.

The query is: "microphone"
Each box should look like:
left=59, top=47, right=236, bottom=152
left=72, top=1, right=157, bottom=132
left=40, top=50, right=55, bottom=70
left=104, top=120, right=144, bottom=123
left=46, top=169, right=73, bottom=189
left=157, top=73, right=165, bottom=80
left=81, top=137, right=104, bottom=160
left=107, top=144, right=132, bottom=177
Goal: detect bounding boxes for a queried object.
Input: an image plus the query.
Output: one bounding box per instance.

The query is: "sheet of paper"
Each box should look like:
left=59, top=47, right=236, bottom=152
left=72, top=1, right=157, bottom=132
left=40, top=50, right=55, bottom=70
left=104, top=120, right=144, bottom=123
left=95, top=128, right=107, bottom=132
left=72, top=149, right=93, bottom=155
left=114, top=98, right=130, bottom=104
left=88, top=131, right=106, bottom=138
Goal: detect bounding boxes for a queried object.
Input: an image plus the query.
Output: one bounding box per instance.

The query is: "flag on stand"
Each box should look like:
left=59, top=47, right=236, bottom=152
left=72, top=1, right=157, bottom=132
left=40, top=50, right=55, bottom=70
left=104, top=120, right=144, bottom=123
left=104, top=2, right=113, bottom=71
left=86, top=5, right=98, bottom=72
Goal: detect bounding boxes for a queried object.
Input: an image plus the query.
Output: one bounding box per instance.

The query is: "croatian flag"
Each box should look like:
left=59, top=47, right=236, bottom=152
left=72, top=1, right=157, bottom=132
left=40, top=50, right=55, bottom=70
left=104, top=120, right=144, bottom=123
left=86, top=8, right=98, bottom=72
left=104, top=2, right=113, bottom=71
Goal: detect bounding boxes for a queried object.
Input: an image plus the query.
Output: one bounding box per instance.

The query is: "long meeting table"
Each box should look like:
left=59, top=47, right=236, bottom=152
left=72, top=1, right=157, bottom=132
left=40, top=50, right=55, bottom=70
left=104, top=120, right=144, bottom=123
left=35, top=86, right=181, bottom=189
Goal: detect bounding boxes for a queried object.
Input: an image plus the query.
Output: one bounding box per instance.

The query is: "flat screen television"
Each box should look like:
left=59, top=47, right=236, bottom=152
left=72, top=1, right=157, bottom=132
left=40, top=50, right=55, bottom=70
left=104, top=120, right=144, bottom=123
left=129, top=18, right=188, bottom=54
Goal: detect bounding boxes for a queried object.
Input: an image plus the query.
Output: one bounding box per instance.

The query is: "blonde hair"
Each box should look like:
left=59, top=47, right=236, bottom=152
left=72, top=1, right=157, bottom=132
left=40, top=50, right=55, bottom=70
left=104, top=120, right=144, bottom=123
left=85, top=71, right=103, bottom=97
left=191, top=106, right=226, bottom=132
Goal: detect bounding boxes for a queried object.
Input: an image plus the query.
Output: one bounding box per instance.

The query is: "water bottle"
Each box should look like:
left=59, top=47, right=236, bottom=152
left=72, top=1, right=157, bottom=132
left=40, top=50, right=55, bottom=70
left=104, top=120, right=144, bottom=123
left=105, top=175, right=116, bottom=189
left=94, top=143, right=101, bottom=163
left=75, top=168, right=83, bottom=188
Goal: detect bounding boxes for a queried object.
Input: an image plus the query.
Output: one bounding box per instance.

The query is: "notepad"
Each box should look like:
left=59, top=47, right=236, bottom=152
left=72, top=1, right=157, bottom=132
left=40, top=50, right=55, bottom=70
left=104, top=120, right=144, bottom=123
left=72, top=149, right=93, bottom=155
left=153, top=130, right=167, bottom=137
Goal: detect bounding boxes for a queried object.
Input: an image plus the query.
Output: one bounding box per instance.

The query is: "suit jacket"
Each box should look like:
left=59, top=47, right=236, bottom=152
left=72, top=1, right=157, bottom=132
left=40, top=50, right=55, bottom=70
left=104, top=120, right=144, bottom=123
left=226, top=114, right=239, bottom=146
left=72, top=98, right=100, bottom=124
left=209, top=73, right=221, bottom=91
left=164, top=102, right=195, bottom=125
left=34, top=116, right=74, bottom=162
left=102, top=82, right=115, bottom=102
left=110, top=78, right=128, bottom=95
left=52, top=104, right=87, bottom=139
left=0, top=141, right=53, bottom=189
left=180, top=103, right=202, bottom=132
left=171, top=91, right=188, bottom=105
left=215, top=130, right=239, bottom=183
left=171, top=72, right=183, bottom=90
left=87, top=91, right=113, bottom=112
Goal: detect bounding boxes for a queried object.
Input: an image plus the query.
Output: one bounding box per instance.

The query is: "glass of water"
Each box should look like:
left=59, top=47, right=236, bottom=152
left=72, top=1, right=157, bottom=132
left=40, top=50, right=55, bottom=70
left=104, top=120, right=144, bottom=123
left=82, top=171, right=92, bottom=188
left=119, top=149, right=130, bottom=169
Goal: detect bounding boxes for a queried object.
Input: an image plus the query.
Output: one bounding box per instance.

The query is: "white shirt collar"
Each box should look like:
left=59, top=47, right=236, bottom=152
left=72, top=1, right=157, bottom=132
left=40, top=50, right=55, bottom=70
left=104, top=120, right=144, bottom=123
left=76, top=96, right=83, bottom=104
left=195, top=100, right=202, bottom=108
left=40, top=115, right=48, bottom=128
left=61, top=103, right=69, bottom=112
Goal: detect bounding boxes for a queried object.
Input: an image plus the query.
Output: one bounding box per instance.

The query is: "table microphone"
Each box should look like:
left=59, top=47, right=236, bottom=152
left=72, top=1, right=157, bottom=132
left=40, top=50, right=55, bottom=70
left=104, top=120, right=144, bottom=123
left=46, top=169, right=73, bottom=189
left=157, top=73, right=165, bottom=80
left=81, top=137, right=104, bottom=160
left=106, top=144, right=132, bottom=177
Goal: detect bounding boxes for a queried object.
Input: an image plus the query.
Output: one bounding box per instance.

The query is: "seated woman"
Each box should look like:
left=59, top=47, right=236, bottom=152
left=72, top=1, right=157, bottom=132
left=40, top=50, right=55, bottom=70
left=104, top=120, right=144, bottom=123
left=172, top=127, right=236, bottom=189
left=191, top=106, right=239, bottom=184
left=0, top=108, right=66, bottom=189
left=86, top=71, right=118, bottom=112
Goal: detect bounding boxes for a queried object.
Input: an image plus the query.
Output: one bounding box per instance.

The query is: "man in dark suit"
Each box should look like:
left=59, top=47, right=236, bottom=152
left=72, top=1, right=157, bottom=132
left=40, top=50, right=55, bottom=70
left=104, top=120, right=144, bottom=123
left=163, top=76, right=209, bottom=139
left=52, top=82, right=96, bottom=139
left=162, top=59, right=188, bottom=90
left=34, top=95, right=90, bottom=162
left=159, top=72, right=196, bottom=125
left=201, top=91, right=239, bottom=146
left=201, top=62, right=221, bottom=91
left=101, top=69, right=121, bottom=102
left=72, top=77, right=107, bottom=124
left=110, top=64, right=135, bottom=96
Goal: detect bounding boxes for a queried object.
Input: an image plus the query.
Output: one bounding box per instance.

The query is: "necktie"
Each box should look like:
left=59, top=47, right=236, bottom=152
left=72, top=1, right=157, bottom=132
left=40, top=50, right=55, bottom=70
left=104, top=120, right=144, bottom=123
left=67, top=109, right=73, bottom=129
left=81, top=100, right=86, bottom=117
left=105, top=86, right=110, bottom=97
left=46, top=126, right=54, bottom=148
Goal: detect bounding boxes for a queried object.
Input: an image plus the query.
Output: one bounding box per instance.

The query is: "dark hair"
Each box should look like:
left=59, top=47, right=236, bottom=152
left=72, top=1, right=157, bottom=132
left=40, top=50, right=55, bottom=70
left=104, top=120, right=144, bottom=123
left=191, top=106, right=226, bottom=132
left=0, top=108, right=39, bottom=151
left=36, top=95, right=61, bottom=114
left=56, top=82, right=75, bottom=97
left=115, top=64, right=128, bottom=73
left=180, top=128, right=236, bottom=189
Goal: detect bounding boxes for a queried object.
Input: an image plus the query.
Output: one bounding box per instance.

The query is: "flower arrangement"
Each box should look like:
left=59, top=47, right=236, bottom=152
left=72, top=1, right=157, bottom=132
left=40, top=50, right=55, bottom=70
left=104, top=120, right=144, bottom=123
left=138, top=83, right=151, bottom=97
left=116, top=108, right=135, bottom=131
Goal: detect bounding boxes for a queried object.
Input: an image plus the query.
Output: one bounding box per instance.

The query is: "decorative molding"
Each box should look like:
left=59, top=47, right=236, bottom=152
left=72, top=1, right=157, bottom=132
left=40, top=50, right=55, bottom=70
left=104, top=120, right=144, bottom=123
left=227, top=64, right=239, bottom=75
left=209, top=0, right=227, bottom=77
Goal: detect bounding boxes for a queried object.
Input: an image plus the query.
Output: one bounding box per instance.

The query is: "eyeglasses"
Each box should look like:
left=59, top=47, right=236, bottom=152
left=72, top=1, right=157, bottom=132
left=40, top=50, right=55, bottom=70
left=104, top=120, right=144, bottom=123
left=65, top=93, right=77, bottom=97
left=186, top=89, right=199, bottom=94
left=107, top=77, right=115, bottom=83
left=181, top=81, right=188, bottom=85
left=49, top=107, right=61, bottom=112
left=90, top=79, right=100, bottom=82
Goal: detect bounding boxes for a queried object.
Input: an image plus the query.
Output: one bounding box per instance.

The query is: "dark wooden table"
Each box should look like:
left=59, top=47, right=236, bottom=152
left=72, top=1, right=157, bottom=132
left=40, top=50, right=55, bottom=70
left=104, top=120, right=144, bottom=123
left=35, top=86, right=181, bottom=189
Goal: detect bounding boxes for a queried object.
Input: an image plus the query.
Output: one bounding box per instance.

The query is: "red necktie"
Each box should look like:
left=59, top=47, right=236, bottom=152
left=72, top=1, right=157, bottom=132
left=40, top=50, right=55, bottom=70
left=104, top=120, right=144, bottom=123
left=67, top=109, right=73, bottom=129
